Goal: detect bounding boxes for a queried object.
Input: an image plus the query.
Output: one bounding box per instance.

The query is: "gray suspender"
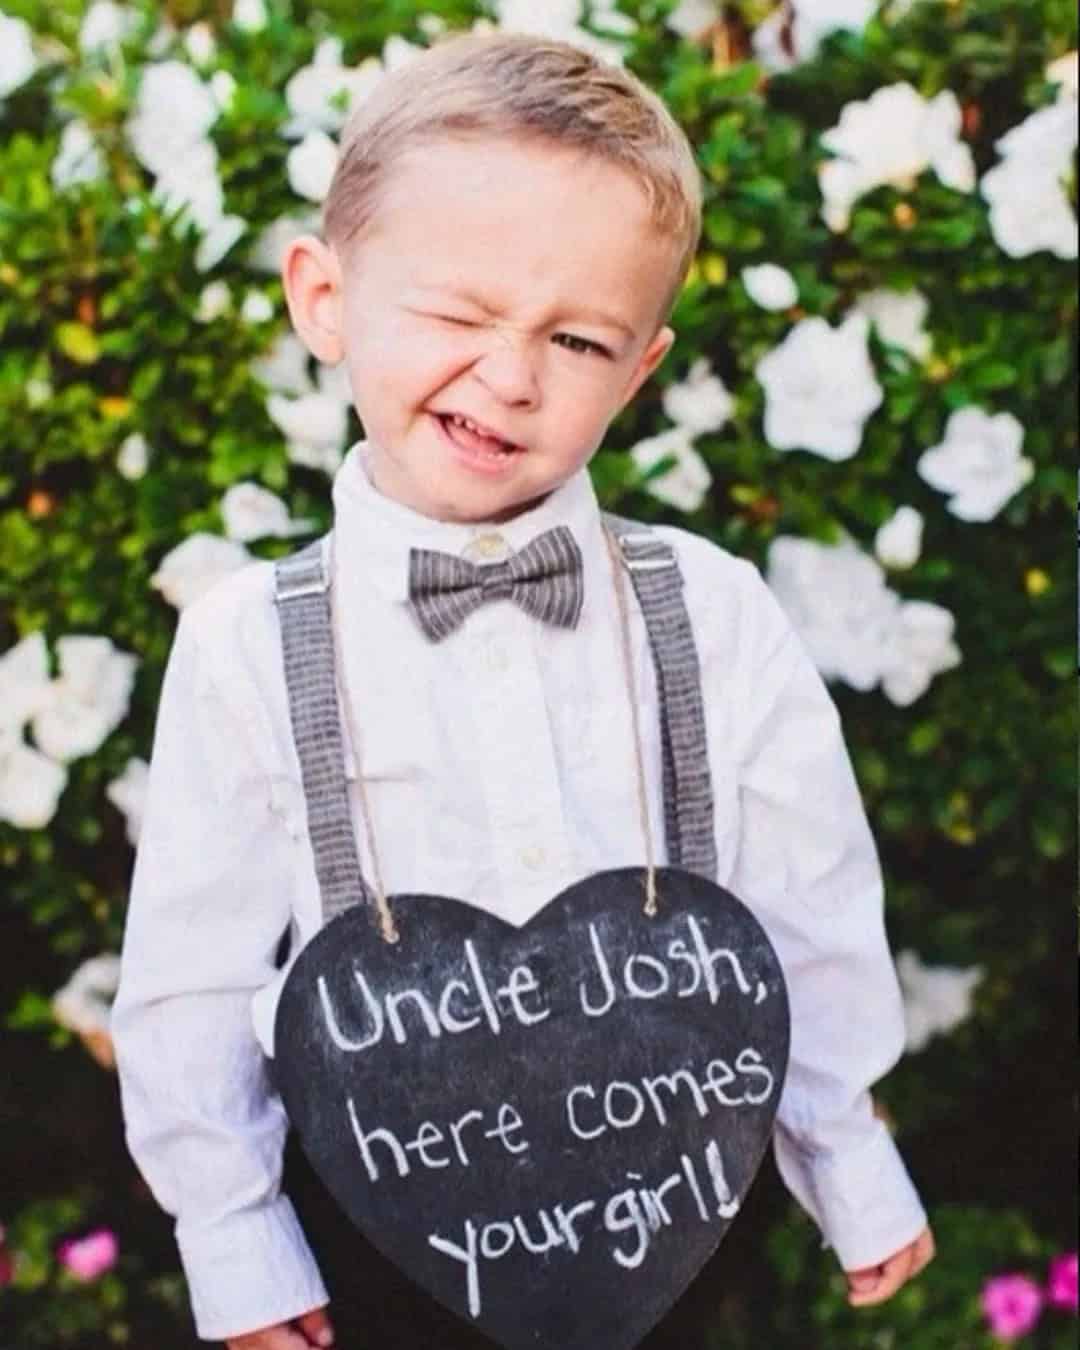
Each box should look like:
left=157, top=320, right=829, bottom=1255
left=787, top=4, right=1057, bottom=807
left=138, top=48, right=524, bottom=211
left=602, top=516, right=717, bottom=880
left=272, top=520, right=717, bottom=925
left=273, top=536, right=374, bottom=920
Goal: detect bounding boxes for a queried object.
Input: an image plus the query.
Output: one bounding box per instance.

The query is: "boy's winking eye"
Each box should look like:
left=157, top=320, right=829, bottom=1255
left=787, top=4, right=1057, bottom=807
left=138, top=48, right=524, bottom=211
left=403, top=284, right=634, bottom=361
left=405, top=306, right=618, bottom=361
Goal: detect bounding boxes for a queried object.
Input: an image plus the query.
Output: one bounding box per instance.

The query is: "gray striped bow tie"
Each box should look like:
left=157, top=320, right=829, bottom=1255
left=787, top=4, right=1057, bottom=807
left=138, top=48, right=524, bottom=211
left=408, top=526, right=584, bottom=642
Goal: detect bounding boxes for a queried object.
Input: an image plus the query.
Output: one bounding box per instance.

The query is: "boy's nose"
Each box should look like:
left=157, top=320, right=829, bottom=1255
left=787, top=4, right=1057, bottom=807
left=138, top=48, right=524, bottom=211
left=471, top=333, right=541, bottom=408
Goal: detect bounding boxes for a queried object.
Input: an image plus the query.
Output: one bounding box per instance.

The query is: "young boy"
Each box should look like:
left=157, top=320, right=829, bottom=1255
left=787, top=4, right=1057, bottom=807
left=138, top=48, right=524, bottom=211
left=112, top=31, right=934, bottom=1350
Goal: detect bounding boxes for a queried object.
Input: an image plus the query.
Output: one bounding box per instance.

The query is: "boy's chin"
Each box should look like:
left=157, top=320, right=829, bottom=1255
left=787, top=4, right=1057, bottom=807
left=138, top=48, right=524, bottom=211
left=438, top=484, right=558, bottom=526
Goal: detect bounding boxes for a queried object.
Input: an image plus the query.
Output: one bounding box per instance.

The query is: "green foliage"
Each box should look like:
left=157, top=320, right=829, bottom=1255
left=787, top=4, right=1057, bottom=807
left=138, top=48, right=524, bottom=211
left=0, top=0, right=1075, bottom=1345
left=764, top=1205, right=1078, bottom=1349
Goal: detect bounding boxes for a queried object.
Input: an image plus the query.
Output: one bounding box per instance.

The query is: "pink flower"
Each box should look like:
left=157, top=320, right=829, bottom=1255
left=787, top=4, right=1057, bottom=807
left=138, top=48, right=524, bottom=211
left=57, top=1228, right=119, bottom=1282
left=982, top=1274, right=1044, bottom=1341
left=1047, top=1253, right=1079, bottom=1312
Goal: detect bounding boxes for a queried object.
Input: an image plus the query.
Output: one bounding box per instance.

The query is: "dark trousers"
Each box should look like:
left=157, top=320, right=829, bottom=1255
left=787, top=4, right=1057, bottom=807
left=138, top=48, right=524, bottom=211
left=281, top=1132, right=747, bottom=1350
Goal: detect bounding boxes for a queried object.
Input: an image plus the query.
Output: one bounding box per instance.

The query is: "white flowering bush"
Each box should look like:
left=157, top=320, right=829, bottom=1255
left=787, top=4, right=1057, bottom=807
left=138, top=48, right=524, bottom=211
left=0, top=1, right=1074, bottom=1345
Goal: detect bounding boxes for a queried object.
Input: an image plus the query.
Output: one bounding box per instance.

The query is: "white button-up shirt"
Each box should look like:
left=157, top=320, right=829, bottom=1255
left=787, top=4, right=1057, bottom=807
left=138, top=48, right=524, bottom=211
left=112, top=442, right=927, bottom=1341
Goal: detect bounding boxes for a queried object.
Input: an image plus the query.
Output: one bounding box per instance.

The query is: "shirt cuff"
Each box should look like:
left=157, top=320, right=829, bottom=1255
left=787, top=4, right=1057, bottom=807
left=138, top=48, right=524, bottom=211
left=772, top=1117, right=929, bottom=1272
left=177, top=1194, right=329, bottom=1342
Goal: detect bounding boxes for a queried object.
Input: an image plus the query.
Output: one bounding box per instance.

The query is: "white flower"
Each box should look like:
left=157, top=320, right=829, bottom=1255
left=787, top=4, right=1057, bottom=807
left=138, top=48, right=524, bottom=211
left=195, top=214, right=246, bottom=273
left=417, top=14, right=447, bottom=38
left=382, top=34, right=424, bottom=71
left=286, top=439, right=347, bottom=475
left=752, top=0, right=876, bottom=73
left=881, top=600, right=961, bottom=706
left=151, top=533, right=251, bottom=610
left=117, top=431, right=150, bottom=480
left=665, top=0, right=717, bottom=39
left=265, top=359, right=351, bottom=474
left=183, top=20, right=217, bottom=66
left=661, top=358, right=734, bottom=436
left=767, top=534, right=961, bottom=702
left=105, top=757, right=148, bottom=845
left=221, top=482, right=314, bottom=542
left=31, top=637, right=138, bottom=763
left=853, top=287, right=932, bottom=361
left=51, top=120, right=107, bottom=191
left=630, top=427, right=712, bottom=513
left=245, top=211, right=321, bottom=273
left=741, top=263, right=799, bottom=311
left=268, top=387, right=350, bottom=474
left=52, top=954, right=121, bottom=1038
left=240, top=289, right=275, bottom=324
left=287, top=130, right=339, bottom=203
left=819, top=83, right=976, bottom=231
left=282, top=39, right=384, bottom=139
left=250, top=330, right=312, bottom=395
left=0, top=741, right=67, bottom=829
left=0, top=13, right=38, bottom=98
left=152, top=138, right=224, bottom=231
left=755, top=314, right=883, bottom=460
left=126, top=60, right=220, bottom=178
left=767, top=536, right=899, bottom=691
left=128, top=65, right=244, bottom=268
left=592, top=0, right=639, bottom=37
left=0, top=632, right=52, bottom=732
left=896, top=950, right=982, bottom=1053
left=145, top=16, right=178, bottom=57
left=210, top=69, right=237, bottom=113
left=1046, top=50, right=1078, bottom=101
left=232, top=0, right=268, bottom=32
left=980, top=100, right=1078, bottom=260
left=196, top=279, right=231, bottom=322
left=917, top=406, right=1033, bottom=522
left=874, top=505, right=924, bottom=569
left=78, top=1, right=140, bottom=54
left=493, top=0, right=629, bottom=63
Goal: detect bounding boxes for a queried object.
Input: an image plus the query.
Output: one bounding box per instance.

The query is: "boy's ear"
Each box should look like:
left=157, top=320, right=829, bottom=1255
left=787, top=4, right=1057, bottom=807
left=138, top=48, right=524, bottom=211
left=281, top=234, right=346, bottom=364
left=617, top=324, right=676, bottom=413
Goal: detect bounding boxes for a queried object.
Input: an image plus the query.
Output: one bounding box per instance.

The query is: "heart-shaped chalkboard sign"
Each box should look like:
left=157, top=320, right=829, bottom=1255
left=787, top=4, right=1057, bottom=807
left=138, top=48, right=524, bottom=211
left=275, top=867, right=790, bottom=1350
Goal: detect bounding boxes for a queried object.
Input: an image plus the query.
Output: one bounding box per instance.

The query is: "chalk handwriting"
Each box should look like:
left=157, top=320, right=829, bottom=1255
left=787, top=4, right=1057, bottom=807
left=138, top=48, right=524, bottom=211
left=427, top=1138, right=740, bottom=1318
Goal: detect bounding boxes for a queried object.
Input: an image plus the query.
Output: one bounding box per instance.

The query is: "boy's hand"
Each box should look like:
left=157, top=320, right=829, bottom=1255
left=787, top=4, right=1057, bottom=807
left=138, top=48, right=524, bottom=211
left=846, top=1226, right=936, bottom=1307
left=225, top=1306, right=334, bottom=1349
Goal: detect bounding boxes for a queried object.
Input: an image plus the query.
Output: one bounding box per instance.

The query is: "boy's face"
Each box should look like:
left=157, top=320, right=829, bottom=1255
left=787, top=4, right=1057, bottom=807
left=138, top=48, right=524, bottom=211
left=283, top=136, right=678, bottom=523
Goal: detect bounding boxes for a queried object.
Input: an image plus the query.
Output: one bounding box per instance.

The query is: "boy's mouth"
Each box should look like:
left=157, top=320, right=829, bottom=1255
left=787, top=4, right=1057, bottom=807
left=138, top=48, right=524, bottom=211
left=434, top=411, right=523, bottom=461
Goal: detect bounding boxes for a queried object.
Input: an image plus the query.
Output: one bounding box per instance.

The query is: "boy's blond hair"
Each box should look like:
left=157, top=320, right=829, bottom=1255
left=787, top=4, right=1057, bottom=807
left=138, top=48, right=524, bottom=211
left=322, top=31, right=702, bottom=326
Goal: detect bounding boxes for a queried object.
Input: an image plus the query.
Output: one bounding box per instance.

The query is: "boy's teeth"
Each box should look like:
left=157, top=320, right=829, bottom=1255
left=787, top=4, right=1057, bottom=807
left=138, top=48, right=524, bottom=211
left=445, top=413, right=515, bottom=454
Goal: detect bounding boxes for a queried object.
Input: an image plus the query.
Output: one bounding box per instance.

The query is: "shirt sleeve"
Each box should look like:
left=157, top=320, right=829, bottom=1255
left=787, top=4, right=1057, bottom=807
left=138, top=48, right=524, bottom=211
left=111, top=609, right=329, bottom=1341
left=726, top=564, right=929, bottom=1272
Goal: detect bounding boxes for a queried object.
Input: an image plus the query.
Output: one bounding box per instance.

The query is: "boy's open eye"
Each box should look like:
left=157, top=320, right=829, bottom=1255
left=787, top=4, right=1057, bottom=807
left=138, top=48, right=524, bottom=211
left=553, top=333, right=611, bottom=359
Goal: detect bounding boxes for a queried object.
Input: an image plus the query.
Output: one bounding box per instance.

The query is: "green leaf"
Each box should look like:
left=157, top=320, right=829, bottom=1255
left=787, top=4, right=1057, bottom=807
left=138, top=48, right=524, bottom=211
left=54, top=322, right=101, bottom=365
left=907, top=722, right=943, bottom=756
left=969, top=361, right=1018, bottom=391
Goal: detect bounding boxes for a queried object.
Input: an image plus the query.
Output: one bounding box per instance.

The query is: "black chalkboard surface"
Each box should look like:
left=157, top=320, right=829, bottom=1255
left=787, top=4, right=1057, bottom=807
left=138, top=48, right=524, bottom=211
left=275, top=867, right=790, bottom=1350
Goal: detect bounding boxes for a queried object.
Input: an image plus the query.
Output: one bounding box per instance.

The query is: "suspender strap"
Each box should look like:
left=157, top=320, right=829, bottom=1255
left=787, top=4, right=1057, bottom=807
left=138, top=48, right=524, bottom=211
left=273, top=536, right=373, bottom=921
left=602, top=514, right=718, bottom=881
left=273, top=515, right=718, bottom=925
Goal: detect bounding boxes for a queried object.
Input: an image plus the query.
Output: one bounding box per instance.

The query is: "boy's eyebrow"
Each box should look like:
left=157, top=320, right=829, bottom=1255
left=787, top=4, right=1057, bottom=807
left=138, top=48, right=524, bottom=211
left=414, top=285, right=637, bottom=340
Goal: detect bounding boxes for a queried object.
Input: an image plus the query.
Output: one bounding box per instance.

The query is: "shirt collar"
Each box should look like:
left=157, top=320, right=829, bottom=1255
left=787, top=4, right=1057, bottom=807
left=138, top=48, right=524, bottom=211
left=329, top=439, right=606, bottom=606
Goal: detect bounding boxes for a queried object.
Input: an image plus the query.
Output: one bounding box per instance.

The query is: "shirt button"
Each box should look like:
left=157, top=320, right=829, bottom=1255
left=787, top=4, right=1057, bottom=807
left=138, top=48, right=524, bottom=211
left=520, top=845, right=547, bottom=871
left=466, top=532, right=509, bottom=562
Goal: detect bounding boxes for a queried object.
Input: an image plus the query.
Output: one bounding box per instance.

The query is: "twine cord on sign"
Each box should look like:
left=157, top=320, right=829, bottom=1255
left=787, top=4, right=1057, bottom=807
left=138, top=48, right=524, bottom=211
left=326, top=524, right=660, bottom=941
left=602, top=525, right=660, bottom=918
